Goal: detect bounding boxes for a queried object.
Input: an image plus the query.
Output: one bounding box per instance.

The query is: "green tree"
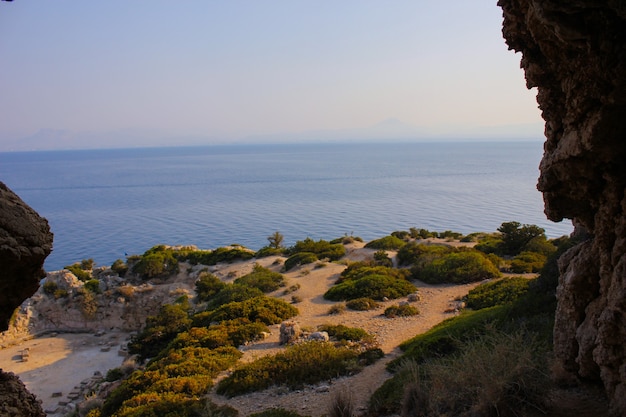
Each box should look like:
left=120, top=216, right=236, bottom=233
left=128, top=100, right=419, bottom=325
left=497, top=221, right=546, bottom=256
left=267, top=231, right=284, bottom=249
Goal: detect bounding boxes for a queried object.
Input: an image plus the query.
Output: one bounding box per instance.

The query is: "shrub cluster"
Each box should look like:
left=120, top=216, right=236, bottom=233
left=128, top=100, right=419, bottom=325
left=215, top=341, right=365, bottom=397
left=317, top=324, right=373, bottom=343
left=199, top=296, right=298, bottom=326
left=283, top=238, right=346, bottom=271
left=364, top=235, right=406, bottom=250
left=345, top=297, right=380, bottom=311
left=384, top=304, right=419, bottom=318
left=466, top=277, right=530, bottom=310
left=101, top=346, right=242, bottom=417
left=324, top=264, right=415, bottom=301
left=417, top=251, right=501, bottom=284
left=234, top=264, right=285, bottom=292
left=64, top=262, right=92, bottom=281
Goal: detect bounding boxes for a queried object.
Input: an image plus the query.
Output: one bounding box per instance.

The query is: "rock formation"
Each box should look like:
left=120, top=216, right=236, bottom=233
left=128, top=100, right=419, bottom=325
left=0, top=182, right=53, bottom=332
left=1, top=182, right=53, bottom=416
left=498, top=1, right=626, bottom=415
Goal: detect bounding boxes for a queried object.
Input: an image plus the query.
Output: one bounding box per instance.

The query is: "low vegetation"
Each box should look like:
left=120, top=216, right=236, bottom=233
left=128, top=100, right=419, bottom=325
left=234, top=264, right=285, bottom=293
left=283, top=238, right=346, bottom=271
left=216, top=341, right=378, bottom=397
left=324, top=264, right=415, bottom=301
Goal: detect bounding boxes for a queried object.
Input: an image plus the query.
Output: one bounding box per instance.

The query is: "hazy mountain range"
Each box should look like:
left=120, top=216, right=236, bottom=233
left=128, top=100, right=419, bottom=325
left=0, top=119, right=544, bottom=152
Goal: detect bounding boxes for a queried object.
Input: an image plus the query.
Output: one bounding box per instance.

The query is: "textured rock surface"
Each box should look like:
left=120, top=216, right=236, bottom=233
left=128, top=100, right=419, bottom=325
left=0, top=182, right=51, bottom=417
left=0, top=268, right=196, bottom=346
left=499, top=1, right=626, bottom=415
left=0, top=371, right=45, bottom=417
left=0, top=182, right=53, bottom=332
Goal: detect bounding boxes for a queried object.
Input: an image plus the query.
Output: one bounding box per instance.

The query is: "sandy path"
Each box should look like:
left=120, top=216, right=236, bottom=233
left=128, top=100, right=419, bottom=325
left=0, top=332, right=129, bottom=415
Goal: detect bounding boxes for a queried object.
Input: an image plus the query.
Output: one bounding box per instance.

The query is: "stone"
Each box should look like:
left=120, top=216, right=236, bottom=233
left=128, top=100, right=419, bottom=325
left=279, top=320, right=301, bottom=345
left=308, top=331, right=330, bottom=342
left=498, top=1, right=626, bottom=415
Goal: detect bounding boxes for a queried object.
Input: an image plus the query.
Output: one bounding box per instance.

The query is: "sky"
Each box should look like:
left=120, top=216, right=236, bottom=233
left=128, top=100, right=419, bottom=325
left=0, top=1, right=544, bottom=151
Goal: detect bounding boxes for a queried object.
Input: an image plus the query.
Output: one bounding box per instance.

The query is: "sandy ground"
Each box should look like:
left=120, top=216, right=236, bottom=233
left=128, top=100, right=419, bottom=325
left=0, top=332, right=130, bottom=415
left=0, top=240, right=484, bottom=417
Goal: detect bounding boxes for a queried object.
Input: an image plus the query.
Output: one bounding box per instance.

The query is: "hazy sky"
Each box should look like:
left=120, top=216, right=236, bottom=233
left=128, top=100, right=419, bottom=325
left=0, top=1, right=543, bottom=150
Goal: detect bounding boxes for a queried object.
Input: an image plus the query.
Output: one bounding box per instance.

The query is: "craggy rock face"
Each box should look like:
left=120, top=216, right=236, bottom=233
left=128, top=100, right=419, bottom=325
left=0, top=182, right=53, bottom=331
left=0, top=182, right=53, bottom=416
left=498, top=1, right=626, bottom=415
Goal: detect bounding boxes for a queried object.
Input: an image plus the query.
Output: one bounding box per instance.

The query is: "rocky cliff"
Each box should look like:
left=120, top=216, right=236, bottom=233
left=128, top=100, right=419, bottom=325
left=0, top=182, right=53, bottom=416
left=0, top=182, right=53, bottom=332
left=498, top=1, right=626, bottom=415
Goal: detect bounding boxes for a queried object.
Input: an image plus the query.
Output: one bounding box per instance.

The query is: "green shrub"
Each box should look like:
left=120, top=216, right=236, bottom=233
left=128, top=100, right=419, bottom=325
left=345, top=297, right=380, bottom=311
left=132, top=246, right=179, bottom=279
left=111, top=259, right=128, bottom=276
left=64, top=263, right=91, bottom=281
left=195, top=271, right=226, bottom=302
left=170, top=320, right=269, bottom=349
left=373, top=250, right=393, bottom=267
left=255, top=246, right=286, bottom=258
left=415, top=251, right=500, bottom=284
left=384, top=304, right=419, bottom=318
left=396, top=242, right=452, bottom=267
left=204, top=284, right=264, bottom=310
left=42, top=280, right=57, bottom=296
left=466, top=277, right=531, bottom=310
left=84, top=279, right=101, bottom=294
left=284, top=252, right=319, bottom=271
left=409, top=228, right=437, bottom=239
left=510, top=251, right=547, bottom=273
left=234, top=264, right=285, bottom=292
left=179, top=246, right=255, bottom=265
left=438, top=230, right=463, bottom=239
left=364, top=235, right=406, bottom=250
left=325, top=273, right=416, bottom=301
left=318, top=324, right=373, bottom=343
left=105, top=367, right=125, bottom=382
left=204, top=296, right=298, bottom=325
left=128, top=304, right=191, bottom=360
left=216, top=342, right=362, bottom=397
left=288, top=237, right=346, bottom=262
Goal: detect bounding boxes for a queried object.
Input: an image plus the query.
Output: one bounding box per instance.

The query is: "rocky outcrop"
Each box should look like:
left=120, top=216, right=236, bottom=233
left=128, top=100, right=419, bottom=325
left=0, top=182, right=51, bottom=417
left=0, top=182, right=53, bottom=332
left=0, top=371, right=45, bottom=417
left=0, top=268, right=197, bottom=345
left=498, top=1, right=626, bottom=415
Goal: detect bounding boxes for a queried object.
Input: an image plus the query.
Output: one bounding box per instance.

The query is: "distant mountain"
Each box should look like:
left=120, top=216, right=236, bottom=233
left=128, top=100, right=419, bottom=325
left=0, top=120, right=545, bottom=151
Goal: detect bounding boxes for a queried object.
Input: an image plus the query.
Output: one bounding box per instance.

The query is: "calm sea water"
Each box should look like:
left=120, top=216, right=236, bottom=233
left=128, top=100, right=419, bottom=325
left=0, top=141, right=573, bottom=271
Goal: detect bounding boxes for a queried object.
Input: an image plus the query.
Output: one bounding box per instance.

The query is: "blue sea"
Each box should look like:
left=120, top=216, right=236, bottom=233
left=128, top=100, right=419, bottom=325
left=0, top=141, right=573, bottom=271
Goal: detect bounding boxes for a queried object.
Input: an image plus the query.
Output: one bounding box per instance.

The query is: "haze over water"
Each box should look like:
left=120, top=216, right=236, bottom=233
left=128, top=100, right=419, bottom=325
left=0, top=141, right=573, bottom=271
